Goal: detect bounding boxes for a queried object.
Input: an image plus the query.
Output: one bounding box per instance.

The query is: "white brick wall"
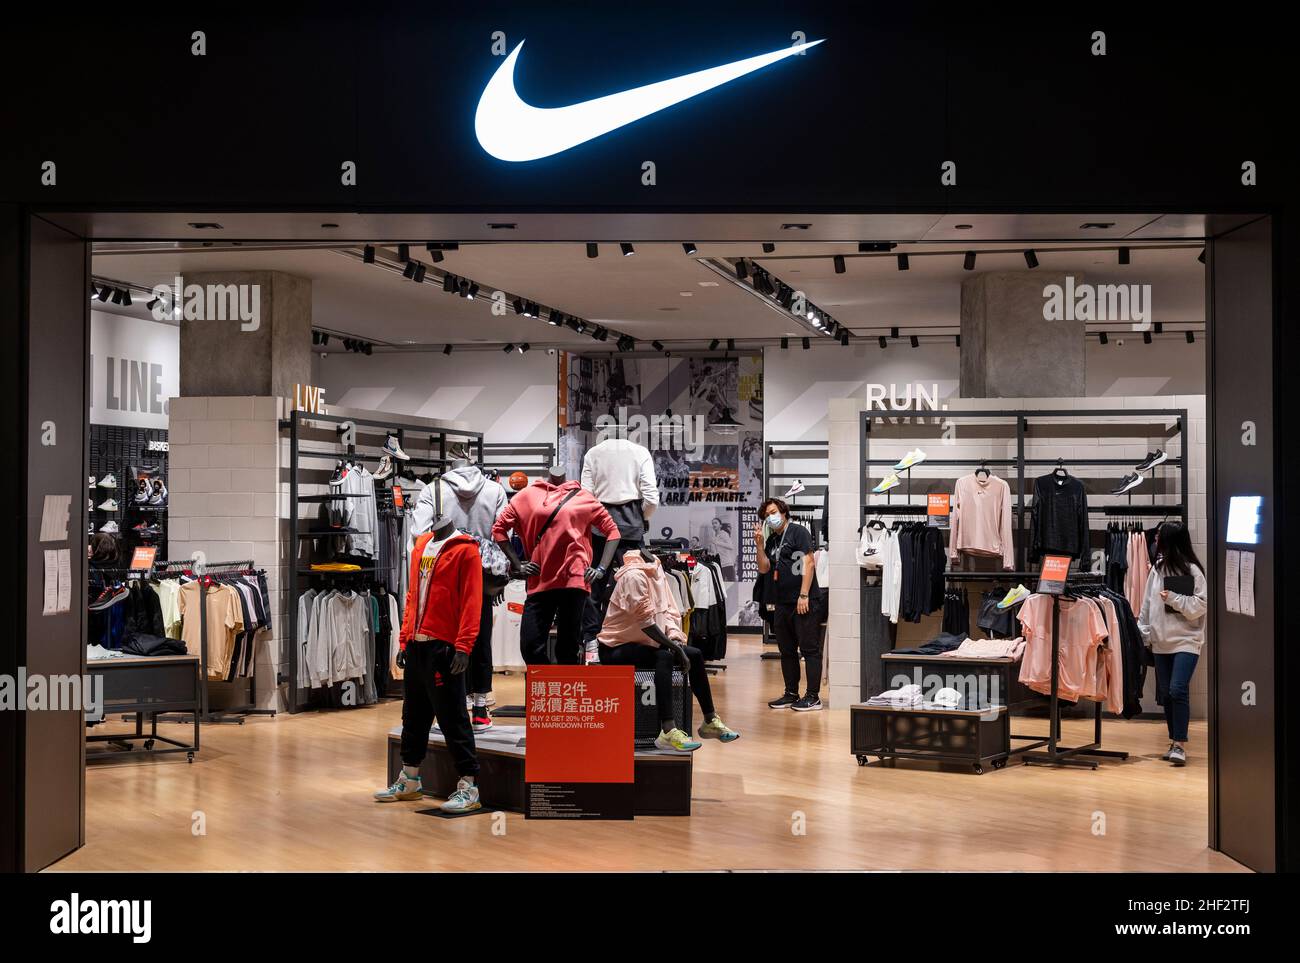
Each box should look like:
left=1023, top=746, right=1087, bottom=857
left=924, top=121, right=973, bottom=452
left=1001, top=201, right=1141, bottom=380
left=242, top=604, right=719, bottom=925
left=827, top=395, right=1208, bottom=715
left=167, top=395, right=288, bottom=711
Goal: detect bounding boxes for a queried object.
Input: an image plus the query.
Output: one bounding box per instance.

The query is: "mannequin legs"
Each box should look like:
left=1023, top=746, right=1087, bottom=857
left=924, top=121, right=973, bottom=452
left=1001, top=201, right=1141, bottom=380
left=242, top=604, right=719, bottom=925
left=520, top=588, right=588, bottom=665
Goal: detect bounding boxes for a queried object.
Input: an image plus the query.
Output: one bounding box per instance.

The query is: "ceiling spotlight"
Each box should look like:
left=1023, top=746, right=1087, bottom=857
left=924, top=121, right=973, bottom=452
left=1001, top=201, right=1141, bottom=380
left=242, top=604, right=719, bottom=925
left=518, top=343, right=530, bottom=354
left=546, top=310, right=561, bottom=326
left=146, top=297, right=160, bottom=311
left=110, top=288, right=124, bottom=305
left=397, top=243, right=409, bottom=261
left=1118, top=247, right=1130, bottom=265
left=1024, top=250, right=1039, bottom=269
left=458, top=279, right=470, bottom=297
left=442, top=274, right=457, bottom=293
left=780, top=337, right=789, bottom=349
left=443, top=344, right=453, bottom=355
left=429, top=250, right=444, bottom=264
left=727, top=338, right=736, bottom=351
left=858, top=242, right=895, bottom=252
left=735, top=259, right=749, bottom=280
left=682, top=242, right=698, bottom=255
left=96, top=285, right=111, bottom=302
left=709, top=339, right=720, bottom=351
left=575, top=319, right=587, bottom=334
left=1198, top=248, right=1206, bottom=264
left=833, top=254, right=846, bottom=274
left=963, top=251, right=977, bottom=271
left=879, top=336, right=888, bottom=349
left=586, top=242, right=599, bottom=258
left=839, top=330, right=849, bottom=346
left=652, top=340, right=665, bottom=351
left=595, top=327, right=609, bottom=342
left=121, top=289, right=132, bottom=307
left=363, top=245, right=376, bottom=263
left=955, top=335, right=961, bottom=347
left=1142, top=331, right=1152, bottom=345
left=890, top=327, right=899, bottom=339
left=402, top=260, right=417, bottom=280
left=414, top=263, right=429, bottom=283
left=777, top=286, right=794, bottom=310
left=503, top=344, right=515, bottom=354
left=1154, top=322, right=1164, bottom=334
left=467, top=282, right=480, bottom=300
left=512, top=298, right=524, bottom=315
left=910, top=335, right=920, bottom=348
left=523, top=302, right=535, bottom=318
left=362, top=342, right=372, bottom=356
left=897, top=254, right=909, bottom=271
left=1186, top=330, right=1195, bottom=343
left=801, top=337, right=810, bottom=350
left=1099, top=332, right=1108, bottom=345
left=320, top=334, right=329, bottom=346
left=311, top=330, right=320, bottom=345
left=762, top=242, right=775, bottom=253
left=620, top=242, right=635, bottom=257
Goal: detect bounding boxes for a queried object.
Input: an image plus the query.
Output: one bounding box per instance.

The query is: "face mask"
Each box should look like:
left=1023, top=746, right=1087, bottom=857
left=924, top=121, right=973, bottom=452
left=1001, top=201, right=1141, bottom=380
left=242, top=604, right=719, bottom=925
left=764, top=513, right=784, bottom=530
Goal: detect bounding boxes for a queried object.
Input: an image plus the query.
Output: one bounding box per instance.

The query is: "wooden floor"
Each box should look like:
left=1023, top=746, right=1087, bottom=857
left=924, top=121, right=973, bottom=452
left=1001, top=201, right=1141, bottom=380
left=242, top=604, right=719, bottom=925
left=55, top=637, right=1244, bottom=872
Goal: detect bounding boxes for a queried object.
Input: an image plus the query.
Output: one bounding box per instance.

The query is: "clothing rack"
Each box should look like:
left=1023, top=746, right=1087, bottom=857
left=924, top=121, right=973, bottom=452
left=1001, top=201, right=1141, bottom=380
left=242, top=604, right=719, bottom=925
left=282, top=407, right=484, bottom=713
left=1020, top=574, right=1130, bottom=769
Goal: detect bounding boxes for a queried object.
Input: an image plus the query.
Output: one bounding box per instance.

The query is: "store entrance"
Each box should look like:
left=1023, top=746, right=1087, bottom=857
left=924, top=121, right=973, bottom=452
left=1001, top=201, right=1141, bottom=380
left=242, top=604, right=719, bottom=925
left=7, top=210, right=1280, bottom=872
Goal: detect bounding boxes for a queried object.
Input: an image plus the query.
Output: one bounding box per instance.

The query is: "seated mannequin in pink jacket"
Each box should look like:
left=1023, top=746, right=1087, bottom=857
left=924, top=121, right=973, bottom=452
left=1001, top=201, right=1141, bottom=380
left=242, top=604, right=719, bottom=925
left=597, top=550, right=740, bottom=749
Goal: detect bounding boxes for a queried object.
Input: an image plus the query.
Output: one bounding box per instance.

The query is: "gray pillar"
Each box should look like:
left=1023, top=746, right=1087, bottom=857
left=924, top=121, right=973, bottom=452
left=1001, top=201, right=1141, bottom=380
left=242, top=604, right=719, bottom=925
left=179, top=271, right=311, bottom=398
left=960, top=271, right=1085, bottom=397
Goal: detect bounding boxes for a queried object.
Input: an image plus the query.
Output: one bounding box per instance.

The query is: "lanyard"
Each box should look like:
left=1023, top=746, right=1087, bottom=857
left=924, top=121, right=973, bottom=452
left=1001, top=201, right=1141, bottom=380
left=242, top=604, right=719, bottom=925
left=768, top=524, right=789, bottom=580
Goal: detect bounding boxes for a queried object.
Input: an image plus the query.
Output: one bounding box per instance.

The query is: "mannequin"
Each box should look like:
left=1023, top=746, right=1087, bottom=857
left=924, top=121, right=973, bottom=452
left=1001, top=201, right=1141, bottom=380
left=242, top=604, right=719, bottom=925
left=409, top=458, right=509, bottom=731
left=376, top=512, right=483, bottom=813
left=596, top=549, right=739, bottom=750
left=491, top=465, right=619, bottom=665
left=579, top=430, right=660, bottom=660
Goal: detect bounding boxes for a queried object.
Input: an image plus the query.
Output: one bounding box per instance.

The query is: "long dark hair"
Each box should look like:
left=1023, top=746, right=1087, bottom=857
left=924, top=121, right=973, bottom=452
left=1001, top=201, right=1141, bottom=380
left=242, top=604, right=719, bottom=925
left=1155, top=521, right=1203, bottom=579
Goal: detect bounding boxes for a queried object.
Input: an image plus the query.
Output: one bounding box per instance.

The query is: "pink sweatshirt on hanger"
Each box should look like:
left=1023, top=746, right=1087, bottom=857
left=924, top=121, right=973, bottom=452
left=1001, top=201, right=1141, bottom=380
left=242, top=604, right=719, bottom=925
left=597, top=551, right=688, bottom=647
left=949, top=473, right=1015, bottom=570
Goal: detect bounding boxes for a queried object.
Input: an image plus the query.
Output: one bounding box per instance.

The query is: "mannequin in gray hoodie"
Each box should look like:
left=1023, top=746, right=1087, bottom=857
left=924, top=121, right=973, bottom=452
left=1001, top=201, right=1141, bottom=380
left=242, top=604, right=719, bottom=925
left=408, top=464, right=508, bottom=728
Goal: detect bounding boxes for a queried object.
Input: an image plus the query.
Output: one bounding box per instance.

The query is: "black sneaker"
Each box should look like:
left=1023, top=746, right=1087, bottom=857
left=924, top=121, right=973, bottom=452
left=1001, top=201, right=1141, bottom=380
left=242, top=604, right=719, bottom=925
left=790, top=694, right=823, bottom=712
left=89, top=586, right=130, bottom=611
left=1111, top=472, right=1143, bottom=495
left=1135, top=449, right=1168, bottom=472
left=767, top=692, right=798, bottom=709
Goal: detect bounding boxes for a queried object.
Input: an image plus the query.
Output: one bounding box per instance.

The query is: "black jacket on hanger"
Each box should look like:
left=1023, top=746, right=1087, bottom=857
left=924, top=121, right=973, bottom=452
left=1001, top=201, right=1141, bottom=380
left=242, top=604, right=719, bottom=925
left=1029, top=473, right=1090, bottom=562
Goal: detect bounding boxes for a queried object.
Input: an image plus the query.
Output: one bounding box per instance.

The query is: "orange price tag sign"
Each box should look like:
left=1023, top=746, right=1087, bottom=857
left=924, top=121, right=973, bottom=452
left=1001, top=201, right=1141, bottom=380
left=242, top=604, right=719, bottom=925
left=1037, top=555, right=1072, bottom=594
left=130, top=546, right=157, bottom=571
left=392, top=485, right=404, bottom=509
left=927, top=493, right=951, bottom=516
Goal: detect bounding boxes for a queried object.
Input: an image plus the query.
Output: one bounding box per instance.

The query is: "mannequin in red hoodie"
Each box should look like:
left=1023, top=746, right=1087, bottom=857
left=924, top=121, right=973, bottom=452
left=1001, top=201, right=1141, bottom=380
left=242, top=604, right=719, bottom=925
left=491, top=466, right=620, bottom=665
left=374, top=515, right=483, bottom=812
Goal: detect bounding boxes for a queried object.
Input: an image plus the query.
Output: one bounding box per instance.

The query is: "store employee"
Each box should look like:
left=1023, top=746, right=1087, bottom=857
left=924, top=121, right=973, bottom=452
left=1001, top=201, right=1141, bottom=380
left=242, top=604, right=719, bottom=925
left=755, top=497, right=825, bottom=713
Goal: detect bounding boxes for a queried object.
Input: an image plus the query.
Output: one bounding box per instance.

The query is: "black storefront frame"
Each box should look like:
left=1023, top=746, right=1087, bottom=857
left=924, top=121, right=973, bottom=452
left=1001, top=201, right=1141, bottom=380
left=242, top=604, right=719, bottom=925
left=3, top=205, right=1288, bottom=874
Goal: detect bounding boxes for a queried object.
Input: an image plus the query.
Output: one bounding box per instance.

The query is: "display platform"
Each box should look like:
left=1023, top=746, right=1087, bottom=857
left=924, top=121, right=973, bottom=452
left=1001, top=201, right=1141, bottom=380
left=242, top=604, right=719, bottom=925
left=387, top=725, right=694, bottom=816
left=851, top=703, right=1010, bottom=774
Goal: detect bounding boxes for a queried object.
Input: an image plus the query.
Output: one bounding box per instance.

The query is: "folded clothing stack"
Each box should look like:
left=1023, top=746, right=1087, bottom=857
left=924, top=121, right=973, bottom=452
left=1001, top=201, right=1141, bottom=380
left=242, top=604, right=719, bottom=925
left=939, top=636, right=1027, bottom=660
left=866, top=683, right=923, bottom=708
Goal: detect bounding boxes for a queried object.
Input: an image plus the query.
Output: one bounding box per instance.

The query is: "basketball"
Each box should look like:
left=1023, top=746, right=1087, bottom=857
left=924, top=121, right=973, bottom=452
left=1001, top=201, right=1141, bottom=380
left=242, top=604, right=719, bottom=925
left=508, top=471, right=529, bottom=491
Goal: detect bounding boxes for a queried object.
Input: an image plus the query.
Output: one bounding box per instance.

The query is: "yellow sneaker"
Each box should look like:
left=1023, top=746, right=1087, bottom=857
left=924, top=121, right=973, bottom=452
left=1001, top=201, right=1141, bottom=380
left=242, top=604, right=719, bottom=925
left=655, top=728, right=702, bottom=752
left=698, top=716, right=740, bottom=742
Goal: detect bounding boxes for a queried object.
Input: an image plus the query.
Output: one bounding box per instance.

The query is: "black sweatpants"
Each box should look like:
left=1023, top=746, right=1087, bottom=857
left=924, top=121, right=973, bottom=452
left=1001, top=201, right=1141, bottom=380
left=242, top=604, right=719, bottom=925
left=521, top=587, right=588, bottom=665
left=598, top=641, right=716, bottom=729
left=469, top=592, right=494, bottom=695
left=399, top=640, right=479, bottom=776
left=772, top=594, right=826, bottom=697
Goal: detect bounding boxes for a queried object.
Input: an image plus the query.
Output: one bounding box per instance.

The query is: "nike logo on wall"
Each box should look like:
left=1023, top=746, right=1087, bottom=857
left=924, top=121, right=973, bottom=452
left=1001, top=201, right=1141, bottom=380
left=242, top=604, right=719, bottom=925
left=475, top=39, right=825, bottom=162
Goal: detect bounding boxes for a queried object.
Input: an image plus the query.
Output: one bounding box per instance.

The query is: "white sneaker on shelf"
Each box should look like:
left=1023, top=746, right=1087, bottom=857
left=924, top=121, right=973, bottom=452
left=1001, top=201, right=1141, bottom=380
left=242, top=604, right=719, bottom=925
left=97, top=499, right=118, bottom=512
left=872, top=472, right=900, bottom=494
left=893, top=448, right=927, bottom=471
left=97, top=473, right=117, bottom=488
left=98, top=520, right=120, bottom=535
left=383, top=436, right=411, bottom=461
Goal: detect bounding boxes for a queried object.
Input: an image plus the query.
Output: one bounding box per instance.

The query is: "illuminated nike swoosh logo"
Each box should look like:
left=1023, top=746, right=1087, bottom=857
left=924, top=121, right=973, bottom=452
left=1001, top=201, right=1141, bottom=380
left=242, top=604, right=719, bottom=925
left=475, top=39, right=824, bottom=162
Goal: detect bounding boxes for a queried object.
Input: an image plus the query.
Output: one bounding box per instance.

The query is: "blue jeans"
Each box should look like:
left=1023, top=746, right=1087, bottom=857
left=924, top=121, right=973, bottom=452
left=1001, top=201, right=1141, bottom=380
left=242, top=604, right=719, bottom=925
left=1154, top=652, right=1199, bottom=742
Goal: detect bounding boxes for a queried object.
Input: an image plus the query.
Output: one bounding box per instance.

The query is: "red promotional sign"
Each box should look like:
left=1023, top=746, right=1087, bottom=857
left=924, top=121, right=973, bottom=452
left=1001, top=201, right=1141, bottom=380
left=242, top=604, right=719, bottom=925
left=524, top=665, right=634, bottom=819
left=392, top=484, right=405, bottom=509
left=927, top=493, right=951, bottom=516
left=1037, top=555, right=1072, bottom=594
left=129, top=546, right=157, bottom=571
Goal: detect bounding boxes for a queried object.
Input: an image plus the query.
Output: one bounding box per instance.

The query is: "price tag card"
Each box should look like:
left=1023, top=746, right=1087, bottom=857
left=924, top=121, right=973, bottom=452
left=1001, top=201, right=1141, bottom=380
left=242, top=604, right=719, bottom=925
left=1036, top=555, right=1072, bottom=595
left=130, top=546, right=158, bottom=571
left=393, top=485, right=405, bottom=509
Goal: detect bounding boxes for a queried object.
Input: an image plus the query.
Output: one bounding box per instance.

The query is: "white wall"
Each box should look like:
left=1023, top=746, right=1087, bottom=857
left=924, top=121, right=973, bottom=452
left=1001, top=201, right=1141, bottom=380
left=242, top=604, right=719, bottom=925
left=313, top=349, right=558, bottom=445
left=89, top=309, right=179, bottom=429
left=764, top=339, right=1205, bottom=442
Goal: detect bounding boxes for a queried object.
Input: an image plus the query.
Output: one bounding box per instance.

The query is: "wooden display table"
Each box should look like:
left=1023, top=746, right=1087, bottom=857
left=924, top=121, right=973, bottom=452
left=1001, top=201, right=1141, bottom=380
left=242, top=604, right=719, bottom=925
left=851, top=703, right=1010, bottom=774
left=86, top=653, right=201, bottom=763
left=387, top=725, right=693, bottom=815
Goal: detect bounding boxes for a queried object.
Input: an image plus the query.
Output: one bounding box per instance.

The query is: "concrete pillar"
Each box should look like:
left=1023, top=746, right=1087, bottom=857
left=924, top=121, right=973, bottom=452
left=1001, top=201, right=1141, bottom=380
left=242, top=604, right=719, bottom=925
left=178, top=271, right=311, bottom=398
left=960, top=271, right=1085, bottom=397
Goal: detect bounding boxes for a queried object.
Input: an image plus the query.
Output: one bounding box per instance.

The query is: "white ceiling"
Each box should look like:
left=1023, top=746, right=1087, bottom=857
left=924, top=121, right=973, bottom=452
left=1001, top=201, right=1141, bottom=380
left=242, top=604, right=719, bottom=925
left=92, top=235, right=1205, bottom=347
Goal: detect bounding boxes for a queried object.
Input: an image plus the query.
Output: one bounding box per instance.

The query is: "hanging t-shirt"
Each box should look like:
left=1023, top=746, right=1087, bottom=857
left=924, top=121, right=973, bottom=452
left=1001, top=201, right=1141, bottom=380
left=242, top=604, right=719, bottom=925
left=490, top=579, right=527, bottom=669
left=177, top=581, right=245, bottom=680
left=1017, top=594, right=1108, bottom=700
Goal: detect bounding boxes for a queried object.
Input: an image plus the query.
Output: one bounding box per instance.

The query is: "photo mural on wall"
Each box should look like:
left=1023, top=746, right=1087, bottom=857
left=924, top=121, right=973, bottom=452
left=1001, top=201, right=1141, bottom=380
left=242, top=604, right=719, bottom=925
left=559, top=351, right=763, bottom=626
